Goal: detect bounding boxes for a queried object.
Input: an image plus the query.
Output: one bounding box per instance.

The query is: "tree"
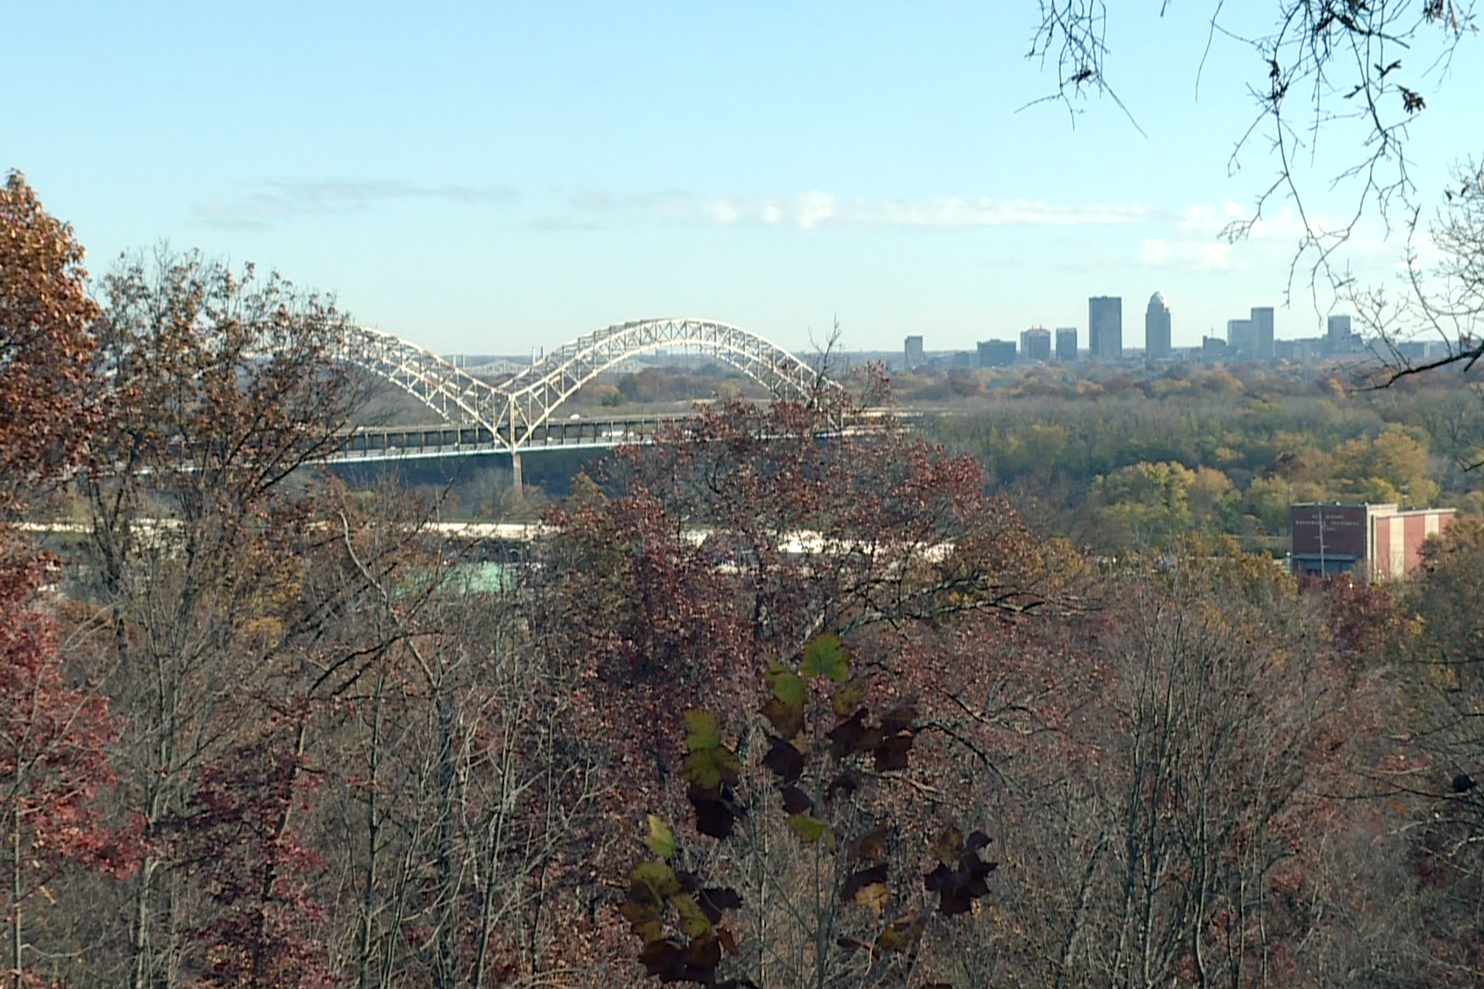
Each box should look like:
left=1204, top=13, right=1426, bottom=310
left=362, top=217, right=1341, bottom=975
left=313, top=525, right=611, bottom=989
left=935, top=544, right=1399, bottom=988
left=532, top=378, right=1091, bottom=987
left=69, top=248, right=399, bottom=989
left=0, top=171, right=98, bottom=512
left=624, top=634, right=996, bottom=989
left=1362, top=155, right=1484, bottom=382
left=0, top=170, right=130, bottom=989
left=0, top=529, right=130, bottom=989
left=1327, top=424, right=1440, bottom=504
left=1389, top=518, right=1484, bottom=982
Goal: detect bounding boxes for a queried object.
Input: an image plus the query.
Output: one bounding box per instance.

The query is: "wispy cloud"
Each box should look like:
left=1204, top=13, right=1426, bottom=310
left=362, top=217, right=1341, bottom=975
left=557, top=189, right=1151, bottom=230
left=193, top=180, right=519, bottom=228
left=1140, top=237, right=1234, bottom=271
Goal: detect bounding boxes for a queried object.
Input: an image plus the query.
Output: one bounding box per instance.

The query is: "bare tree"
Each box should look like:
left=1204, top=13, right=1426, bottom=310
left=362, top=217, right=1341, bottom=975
left=67, top=249, right=397, bottom=989
left=1356, top=155, right=1484, bottom=385
left=1027, top=1, right=1477, bottom=298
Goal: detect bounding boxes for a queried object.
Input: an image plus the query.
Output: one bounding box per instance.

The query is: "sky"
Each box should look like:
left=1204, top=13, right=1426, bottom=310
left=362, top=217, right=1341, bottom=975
left=5, top=2, right=1481, bottom=356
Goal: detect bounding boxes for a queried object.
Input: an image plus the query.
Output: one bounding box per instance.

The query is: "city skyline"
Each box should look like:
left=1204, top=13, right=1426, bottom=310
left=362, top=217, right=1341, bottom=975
left=5, top=4, right=1479, bottom=355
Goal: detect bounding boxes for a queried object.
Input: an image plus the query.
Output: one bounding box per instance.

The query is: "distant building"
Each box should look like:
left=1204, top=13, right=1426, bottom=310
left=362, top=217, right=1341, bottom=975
left=1396, top=340, right=1448, bottom=363
left=1145, top=292, right=1172, bottom=358
left=977, top=339, right=1017, bottom=367
left=1055, top=327, right=1078, bottom=361
left=1020, top=326, right=1052, bottom=362
left=1274, top=337, right=1326, bottom=363
left=904, top=335, right=924, bottom=368
left=1251, top=306, right=1275, bottom=358
left=1326, top=315, right=1351, bottom=353
left=1202, top=335, right=1229, bottom=358
left=1290, top=503, right=1454, bottom=580
left=1089, top=296, right=1123, bottom=360
left=1227, top=318, right=1256, bottom=354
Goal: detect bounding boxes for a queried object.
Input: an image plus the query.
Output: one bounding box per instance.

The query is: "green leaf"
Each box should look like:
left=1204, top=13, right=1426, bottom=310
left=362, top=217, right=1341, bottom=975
left=632, top=859, right=681, bottom=898
left=671, top=893, right=713, bottom=938
left=787, top=812, right=829, bottom=845
left=830, top=677, right=865, bottom=716
left=683, top=744, right=742, bottom=789
left=684, top=709, right=721, bottom=751
left=767, top=667, right=806, bottom=709
left=646, top=814, right=677, bottom=859
left=801, top=633, right=849, bottom=682
left=761, top=663, right=806, bottom=736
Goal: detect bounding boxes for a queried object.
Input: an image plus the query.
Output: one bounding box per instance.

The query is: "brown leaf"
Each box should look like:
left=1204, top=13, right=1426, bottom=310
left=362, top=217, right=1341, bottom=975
left=761, top=735, right=805, bottom=783
left=841, top=864, right=890, bottom=914
left=780, top=785, right=813, bottom=815
left=847, top=826, right=889, bottom=864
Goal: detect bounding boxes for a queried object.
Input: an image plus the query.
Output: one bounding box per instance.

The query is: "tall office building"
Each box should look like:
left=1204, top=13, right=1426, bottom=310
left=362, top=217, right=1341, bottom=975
left=1251, top=306, right=1275, bottom=358
left=904, top=335, right=924, bottom=368
left=1326, top=315, right=1352, bottom=354
left=1020, top=326, right=1052, bottom=362
left=1227, top=318, right=1255, bottom=353
left=1055, top=327, right=1078, bottom=361
left=1089, top=296, right=1123, bottom=360
left=1145, top=292, right=1172, bottom=358
left=977, top=339, right=1016, bottom=367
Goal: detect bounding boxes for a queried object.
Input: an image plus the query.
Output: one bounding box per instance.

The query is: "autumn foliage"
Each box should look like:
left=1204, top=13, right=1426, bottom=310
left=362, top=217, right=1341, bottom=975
left=8, top=170, right=1484, bottom=988
left=0, top=172, right=97, bottom=511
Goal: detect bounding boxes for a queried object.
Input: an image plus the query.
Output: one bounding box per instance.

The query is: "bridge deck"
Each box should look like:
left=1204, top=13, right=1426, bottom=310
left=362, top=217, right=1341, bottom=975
left=330, top=408, right=921, bottom=463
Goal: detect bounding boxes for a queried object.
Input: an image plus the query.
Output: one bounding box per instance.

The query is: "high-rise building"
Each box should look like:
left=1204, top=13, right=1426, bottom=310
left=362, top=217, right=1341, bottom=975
left=1020, top=326, right=1052, bottom=362
left=1227, top=318, right=1255, bottom=353
left=1326, top=315, right=1352, bottom=354
left=1145, top=292, right=1172, bottom=358
left=1089, top=296, right=1123, bottom=360
left=1055, top=327, right=1078, bottom=361
left=904, top=335, right=924, bottom=368
left=977, top=340, right=1017, bottom=367
left=1251, top=306, right=1275, bottom=358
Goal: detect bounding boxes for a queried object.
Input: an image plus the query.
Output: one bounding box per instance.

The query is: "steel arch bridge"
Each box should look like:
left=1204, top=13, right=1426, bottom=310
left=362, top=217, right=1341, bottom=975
left=337, top=317, right=833, bottom=456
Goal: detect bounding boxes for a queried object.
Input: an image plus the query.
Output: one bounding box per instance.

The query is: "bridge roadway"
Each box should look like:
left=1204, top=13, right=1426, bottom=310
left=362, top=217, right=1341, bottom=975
left=330, top=407, right=925, bottom=467
left=330, top=410, right=695, bottom=464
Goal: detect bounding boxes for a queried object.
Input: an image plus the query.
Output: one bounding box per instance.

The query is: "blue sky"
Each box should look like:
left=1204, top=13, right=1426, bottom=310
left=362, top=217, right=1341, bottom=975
left=6, top=2, right=1479, bottom=355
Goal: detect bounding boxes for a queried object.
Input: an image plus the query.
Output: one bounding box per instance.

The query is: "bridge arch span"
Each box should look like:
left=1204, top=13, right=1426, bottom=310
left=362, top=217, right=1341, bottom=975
left=497, top=317, right=832, bottom=438
left=339, top=325, right=502, bottom=434
left=338, top=317, right=835, bottom=452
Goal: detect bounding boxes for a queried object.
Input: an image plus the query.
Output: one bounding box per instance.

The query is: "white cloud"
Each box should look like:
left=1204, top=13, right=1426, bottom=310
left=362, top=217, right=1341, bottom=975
left=795, top=191, right=837, bottom=229
left=1140, top=238, right=1172, bottom=266
left=562, top=187, right=1151, bottom=230
left=1141, top=237, right=1232, bottom=270
left=193, top=179, right=518, bottom=227
left=707, top=198, right=741, bottom=225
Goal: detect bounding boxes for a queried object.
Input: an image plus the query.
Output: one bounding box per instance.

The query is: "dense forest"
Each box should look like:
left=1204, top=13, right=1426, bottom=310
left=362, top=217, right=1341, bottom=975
left=7, top=169, right=1484, bottom=989
left=912, top=361, right=1484, bottom=557
left=540, top=355, right=1484, bottom=565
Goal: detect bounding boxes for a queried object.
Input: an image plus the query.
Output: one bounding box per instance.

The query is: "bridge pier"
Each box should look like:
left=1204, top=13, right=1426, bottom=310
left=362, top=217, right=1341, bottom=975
left=510, top=449, right=523, bottom=497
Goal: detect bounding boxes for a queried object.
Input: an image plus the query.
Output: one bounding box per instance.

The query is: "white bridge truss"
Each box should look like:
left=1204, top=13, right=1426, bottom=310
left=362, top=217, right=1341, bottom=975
left=339, top=318, right=832, bottom=453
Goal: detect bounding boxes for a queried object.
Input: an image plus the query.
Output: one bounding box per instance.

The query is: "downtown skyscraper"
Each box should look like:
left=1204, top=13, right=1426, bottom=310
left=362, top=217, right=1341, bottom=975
left=1145, top=292, right=1172, bottom=358
left=1089, top=296, right=1122, bottom=360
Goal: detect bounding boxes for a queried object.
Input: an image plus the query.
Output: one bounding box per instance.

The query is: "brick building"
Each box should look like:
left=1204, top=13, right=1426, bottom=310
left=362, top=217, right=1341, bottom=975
left=1289, top=502, right=1454, bottom=580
